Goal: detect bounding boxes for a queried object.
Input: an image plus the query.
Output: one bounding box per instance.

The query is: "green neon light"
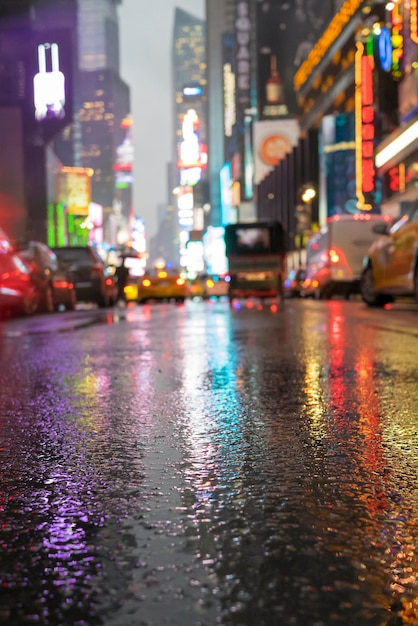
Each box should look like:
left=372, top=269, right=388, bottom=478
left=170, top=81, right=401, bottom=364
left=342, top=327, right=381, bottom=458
left=47, top=203, right=55, bottom=247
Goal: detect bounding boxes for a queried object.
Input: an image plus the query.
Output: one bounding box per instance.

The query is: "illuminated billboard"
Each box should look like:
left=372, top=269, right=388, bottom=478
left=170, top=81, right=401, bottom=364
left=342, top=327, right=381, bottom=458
left=57, top=167, right=93, bottom=216
left=177, top=109, right=207, bottom=186
left=253, top=119, right=300, bottom=184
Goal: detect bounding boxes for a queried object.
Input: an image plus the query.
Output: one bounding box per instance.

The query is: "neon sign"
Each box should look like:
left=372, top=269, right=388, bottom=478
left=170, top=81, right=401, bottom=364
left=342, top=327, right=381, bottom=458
left=390, top=0, right=403, bottom=79
left=411, top=0, right=418, bottom=44
left=377, top=27, right=392, bottom=72
left=355, top=41, right=374, bottom=210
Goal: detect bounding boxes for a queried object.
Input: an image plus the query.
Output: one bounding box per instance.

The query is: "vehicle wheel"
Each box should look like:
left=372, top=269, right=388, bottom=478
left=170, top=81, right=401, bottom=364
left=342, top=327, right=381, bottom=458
left=67, top=290, right=77, bottom=311
left=360, top=265, right=391, bottom=307
left=97, top=292, right=108, bottom=308
left=22, top=293, right=39, bottom=316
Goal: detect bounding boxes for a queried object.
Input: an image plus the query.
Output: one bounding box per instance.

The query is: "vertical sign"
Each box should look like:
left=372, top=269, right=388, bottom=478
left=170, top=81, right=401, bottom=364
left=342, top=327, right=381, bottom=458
left=235, top=0, right=251, bottom=110
left=355, top=41, right=375, bottom=210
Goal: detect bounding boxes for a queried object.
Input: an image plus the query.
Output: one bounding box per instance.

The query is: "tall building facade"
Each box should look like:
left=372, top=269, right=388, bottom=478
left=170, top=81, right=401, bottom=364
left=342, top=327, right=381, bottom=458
left=54, top=0, right=131, bottom=246
left=205, top=0, right=236, bottom=227
left=0, top=0, right=78, bottom=242
left=170, top=7, right=207, bottom=269
left=0, top=0, right=131, bottom=246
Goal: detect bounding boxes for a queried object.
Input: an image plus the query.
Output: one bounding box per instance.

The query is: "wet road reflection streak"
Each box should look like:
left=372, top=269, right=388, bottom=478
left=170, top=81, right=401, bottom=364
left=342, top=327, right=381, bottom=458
left=0, top=300, right=418, bottom=625
left=301, top=301, right=418, bottom=623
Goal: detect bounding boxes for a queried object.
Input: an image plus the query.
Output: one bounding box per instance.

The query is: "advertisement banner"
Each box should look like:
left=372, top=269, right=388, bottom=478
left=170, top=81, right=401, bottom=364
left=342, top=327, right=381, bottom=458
left=256, top=0, right=334, bottom=120
left=56, top=167, right=93, bottom=216
left=253, top=119, right=300, bottom=184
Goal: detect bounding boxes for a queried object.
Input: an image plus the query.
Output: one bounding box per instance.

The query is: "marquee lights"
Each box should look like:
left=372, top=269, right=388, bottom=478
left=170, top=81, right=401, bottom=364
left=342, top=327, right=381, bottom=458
left=411, top=0, right=418, bottom=44
left=294, top=0, right=363, bottom=91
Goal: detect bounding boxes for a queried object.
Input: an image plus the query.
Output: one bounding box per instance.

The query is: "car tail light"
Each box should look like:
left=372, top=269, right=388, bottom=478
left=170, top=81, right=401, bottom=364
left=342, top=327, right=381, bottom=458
left=329, top=249, right=340, bottom=263
left=105, top=278, right=113, bottom=286
left=53, top=279, right=70, bottom=289
left=176, top=277, right=185, bottom=286
left=142, top=278, right=151, bottom=288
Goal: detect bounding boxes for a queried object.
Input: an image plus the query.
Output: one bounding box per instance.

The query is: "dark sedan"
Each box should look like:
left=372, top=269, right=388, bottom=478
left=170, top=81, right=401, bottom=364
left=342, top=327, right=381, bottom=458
left=52, top=245, right=117, bottom=308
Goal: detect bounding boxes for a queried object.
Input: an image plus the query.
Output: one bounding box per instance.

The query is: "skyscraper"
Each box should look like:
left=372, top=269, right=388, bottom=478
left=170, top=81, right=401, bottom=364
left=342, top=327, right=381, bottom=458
left=171, top=7, right=207, bottom=268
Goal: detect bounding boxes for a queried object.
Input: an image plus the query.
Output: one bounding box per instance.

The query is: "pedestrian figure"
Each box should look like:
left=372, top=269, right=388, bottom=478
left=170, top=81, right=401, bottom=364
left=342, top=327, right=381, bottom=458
left=115, top=258, right=129, bottom=306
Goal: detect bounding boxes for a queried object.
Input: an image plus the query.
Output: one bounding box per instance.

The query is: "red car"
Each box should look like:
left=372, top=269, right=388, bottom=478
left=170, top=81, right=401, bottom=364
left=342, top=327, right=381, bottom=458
left=0, top=228, right=38, bottom=319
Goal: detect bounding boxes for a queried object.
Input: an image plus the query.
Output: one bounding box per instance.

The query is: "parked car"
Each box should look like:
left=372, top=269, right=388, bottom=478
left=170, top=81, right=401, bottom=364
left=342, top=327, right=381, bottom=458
left=301, top=213, right=392, bottom=299
left=16, top=240, right=77, bottom=313
left=361, top=204, right=418, bottom=306
left=187, top=274, right=230, bottom=300
left=283, top=267, right=306, bottom=298
left=137, top=268, right=187, bottom=303
left=0, top=228, right=38, bottom=319
left=52, top=245, right=117, bottom=308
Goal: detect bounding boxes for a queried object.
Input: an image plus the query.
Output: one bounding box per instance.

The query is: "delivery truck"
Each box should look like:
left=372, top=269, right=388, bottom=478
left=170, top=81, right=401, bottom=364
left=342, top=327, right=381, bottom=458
left=301, top=213, right=392, bottom=299
left=224, top=221, right=287, bottom=302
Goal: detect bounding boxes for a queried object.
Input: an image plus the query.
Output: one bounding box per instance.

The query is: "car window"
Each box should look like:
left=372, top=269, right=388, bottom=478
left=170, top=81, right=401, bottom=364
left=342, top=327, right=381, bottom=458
left=53, top=247, right=92, bottom=263
left=409, top=206, right=418, bottom=223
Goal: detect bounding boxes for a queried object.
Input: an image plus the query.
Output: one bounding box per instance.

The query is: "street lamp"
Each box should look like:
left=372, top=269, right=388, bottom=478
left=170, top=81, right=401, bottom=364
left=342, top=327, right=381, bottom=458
left=296, top=184, right=316, bottom=265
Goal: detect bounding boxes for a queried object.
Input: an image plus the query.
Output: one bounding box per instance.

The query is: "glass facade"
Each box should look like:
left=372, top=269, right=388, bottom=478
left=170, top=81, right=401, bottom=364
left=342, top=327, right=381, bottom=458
left=77, top=0, right=120, bottom=72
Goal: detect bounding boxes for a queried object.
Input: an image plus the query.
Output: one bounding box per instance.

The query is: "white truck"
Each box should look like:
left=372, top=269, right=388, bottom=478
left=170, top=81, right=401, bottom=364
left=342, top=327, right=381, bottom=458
left=302, top=213, right=392, bottom=299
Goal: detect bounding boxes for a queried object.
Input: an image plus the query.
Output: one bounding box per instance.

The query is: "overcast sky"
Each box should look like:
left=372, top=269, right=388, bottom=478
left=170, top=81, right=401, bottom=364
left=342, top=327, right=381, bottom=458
left=118, top=0, right=205, bottom=239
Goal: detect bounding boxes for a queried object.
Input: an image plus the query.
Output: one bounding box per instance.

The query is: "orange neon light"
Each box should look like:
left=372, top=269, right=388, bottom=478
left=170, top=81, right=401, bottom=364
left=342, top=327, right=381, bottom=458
left=411, top=0, right=418, bottom=44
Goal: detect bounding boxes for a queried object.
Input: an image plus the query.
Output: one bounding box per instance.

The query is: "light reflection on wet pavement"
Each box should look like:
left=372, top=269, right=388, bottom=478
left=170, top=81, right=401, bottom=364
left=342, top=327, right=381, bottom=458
left=1, top=299, right=418, bottom=625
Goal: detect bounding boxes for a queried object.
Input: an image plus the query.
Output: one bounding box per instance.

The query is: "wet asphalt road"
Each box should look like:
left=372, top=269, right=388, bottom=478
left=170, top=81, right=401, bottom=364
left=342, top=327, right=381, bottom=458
left=1, top=297, right=418, bottom=626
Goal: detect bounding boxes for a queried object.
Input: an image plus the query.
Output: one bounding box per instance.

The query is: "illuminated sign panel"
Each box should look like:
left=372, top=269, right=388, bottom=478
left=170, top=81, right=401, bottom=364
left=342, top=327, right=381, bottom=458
left=177, top=109, right=207, bottom=172
left=57, top=167, right=93, bottom=216
left=390, top=0, right=403, bottom=79
left=355, top=41, right=374, bottom=210
left=223, top=63, right=236, bottom=138
left=34, top=43, right=65, bottom=121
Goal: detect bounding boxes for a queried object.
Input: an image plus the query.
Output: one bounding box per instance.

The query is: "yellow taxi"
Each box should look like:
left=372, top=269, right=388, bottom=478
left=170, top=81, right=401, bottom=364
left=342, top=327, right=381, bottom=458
left=137, top=268, right=187, bottom=303
left=360, top=204, right=418, bottom=306
left=124, top=278, right=139, bottom=302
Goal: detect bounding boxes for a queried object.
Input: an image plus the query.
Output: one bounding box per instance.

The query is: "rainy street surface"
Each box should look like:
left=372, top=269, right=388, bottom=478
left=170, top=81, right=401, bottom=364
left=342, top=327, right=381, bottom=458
left=1, top=297, right=418, bottom=626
